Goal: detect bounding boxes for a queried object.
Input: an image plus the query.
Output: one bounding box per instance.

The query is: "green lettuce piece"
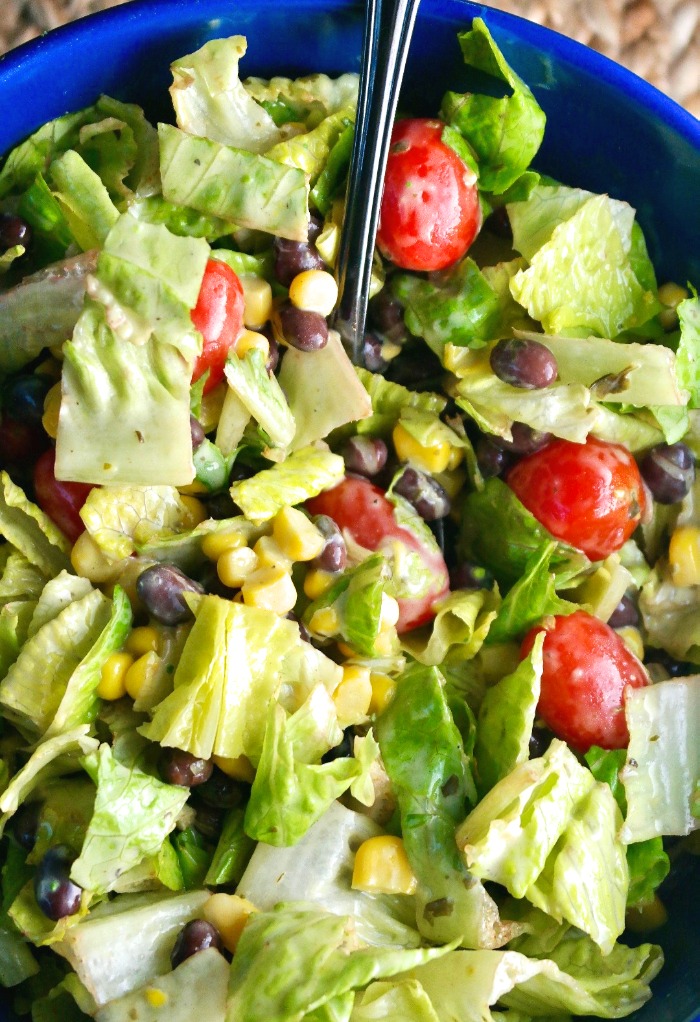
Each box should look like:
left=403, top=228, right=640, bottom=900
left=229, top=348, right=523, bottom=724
left=27, top=571, right=92, bottom=639
left=648, top=403, right=689, bottom=445
left=400, top=587, right=499, bottom=667
left=205, top=807, right=255, bottom=887
left=79, top=484, right=202, bottom=559
left=210, top=247, right=273, bottom=279
left=224, top=348, right=295, bottom=450
left=639, top=566, right=700, bottom=662
left=225, top=902, right=452, bottom=1022
left=29, top=778, right=97, bottom=863
left=0, top=920, right=39, bottom=988
left=49, top=150, right=120, bottom=250
left=56, top=215, right=210, bottom=486
left=377, top=663, right=516, bottom=949
left=620, top=676, right=700, bottom=842
left=70, top=743, right=188, bottom=895
left=0, top=600, right=35, bottom=681
left=393, top=257, right=530, bottom=359
left=510, top=193, right=660, bottom=337
left=0, top=472, right=72, bottom=577
left=170, top=827, right=211, bottom=890
left=304, top=554, right=395, bottom=658
left=0, top=588, right=112, bottom=736
left=141, top=595, right=341, bottom=763
left=351, top=980, right=439, bottom=1022
left=676, top=294, right=700, bottom=407
left=456, top=739, right=628, bottom=953
left=266, top=109, right=354, bottom=184
left=459, top=478, right=590, bottom=590
left=0, top=550, right=47, bottom=604
left=441, top=19, right=546, bottom=195
left=18, top=171, right=74, bottom=254
left=169, top=36, right=285, bottom=152
left=159, top=123, right=309, bottom=241
left=475, top=633, right=543, bottom=795
left=310, top=122, right=354, bottom=215
left=508, top=183, right=599, bottom=260
left=244, top=71, right=359, bottom=126
left=130, top=194, right=234, bottom=240
left=78, top=96, right=160, bottom=203
left=244, top=690, right=377, bottom=846
left=230, top=446, right=345, bottom=523
left=350, top=367, right=445, bottom=438
left=0, top=108, right=99, bottom=198
left=487, top=542, right=578, bottom=644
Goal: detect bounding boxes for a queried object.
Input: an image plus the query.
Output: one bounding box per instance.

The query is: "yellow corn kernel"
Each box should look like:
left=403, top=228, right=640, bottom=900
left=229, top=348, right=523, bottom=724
left=668, top=525, right=700, bottom=587
left=201, top=529, right=248, bottom=562
left=240, top=274, right=273, bottom=329
left=34, top=357, right=62, bottom=380
left=42, top=382, right=62, bottom=439
left=336, top=641, right=357, bottom=658
left=369, top=672, right=396, bottom=715
left=392, top=422, right=451, bottom=474
left=178, top=480, right=209, bottom=496
left=303, top=568, right=336, bottom=600
left=658, top=282, right=689, bottom=330
left=272, top=506, right=325, bottom=562
left=125, top=626, right=160, bottom=658
left=49, top=343, right=64, bottom=361
left=124, top=653, right=158, bottom=701
left=179, top=495, right=208, bottom=528
left=236, top=329, right=270, bottom=360
left=308, top=606, right=340, bottom=637
left=241, top=566, right=297, bottom=614
left=145, top=987, right=168, bottom=1008
left=333, top=664, right=372, bottom=727
left=615, top=626, right=645, bottom=662
left=379, top=593, right=400, bottom=631
left=199, top=380, right=227, bottom=433
left=202, top=893, right=258, bottom=954
left=625, top=895, right=668, bottom=933
left=446, top=446, right=464, bottom=471
left=252, top=534, right=292, bottom=571
left=217, top=545, right=259, bottom=588
left=70, top=531, right=122, bottom=584
left=212, top=754, right=255, bottom=783
left=352, top=835, right=418, bottom=895
left=98, top=652, right=134, bottom=701
left=288, top=269, right=339, bottom=318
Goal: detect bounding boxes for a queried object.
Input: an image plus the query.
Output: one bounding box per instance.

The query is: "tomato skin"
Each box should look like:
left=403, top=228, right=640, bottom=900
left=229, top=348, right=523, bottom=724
left=377, top=118, right=480, bottom=271
left=191, top=260, right=245, bottom=394
left=506, top=436, right=646, bottom=561
left=33, top=448, right=92, bottom=544
left=306, top=476, right=450, bottom=632
left=521, top=611, right=649, bottom=751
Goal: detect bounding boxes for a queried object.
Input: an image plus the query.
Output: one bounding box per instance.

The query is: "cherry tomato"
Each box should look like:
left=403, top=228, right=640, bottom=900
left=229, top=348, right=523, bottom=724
left=376, top=118, right=480, bottom=271
left=191, top=259, right=245, bottom=394
left=521, top=610, right=649, bottom=751
left=0, top=411, right=48, bottom=467
left=306, top=476, right=450, bottom=632
left=506, top=436, right=646, bottom=561
left=33, top=448, right=92, bottom=543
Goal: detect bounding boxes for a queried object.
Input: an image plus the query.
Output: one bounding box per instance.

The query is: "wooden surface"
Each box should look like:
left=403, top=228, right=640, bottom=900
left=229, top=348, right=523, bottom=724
left=1, top=0, right=699, bottom=115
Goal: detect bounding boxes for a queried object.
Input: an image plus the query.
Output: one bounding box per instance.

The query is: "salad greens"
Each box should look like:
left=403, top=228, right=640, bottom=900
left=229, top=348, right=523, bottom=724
left=0, top=16, right=698, bottom=1022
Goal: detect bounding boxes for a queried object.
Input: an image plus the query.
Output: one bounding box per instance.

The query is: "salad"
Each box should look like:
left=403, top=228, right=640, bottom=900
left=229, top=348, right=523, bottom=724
left=0, top=16, right=698, bottom=1022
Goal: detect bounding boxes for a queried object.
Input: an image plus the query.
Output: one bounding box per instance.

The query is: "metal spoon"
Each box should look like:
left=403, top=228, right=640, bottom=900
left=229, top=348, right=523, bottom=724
left=333, top=0, right=421, bottom=364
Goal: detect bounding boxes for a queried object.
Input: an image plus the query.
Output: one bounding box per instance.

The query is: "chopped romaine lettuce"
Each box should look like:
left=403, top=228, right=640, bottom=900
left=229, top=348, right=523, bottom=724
left=400, top=587, right=498, bottom=667
left=0, top=472, right=72, bottom=577
left=229, top=446, right=345, bottom=523
left=487, top=542, right=577, bottom=644
left=224, top=348, right=295, bottom=451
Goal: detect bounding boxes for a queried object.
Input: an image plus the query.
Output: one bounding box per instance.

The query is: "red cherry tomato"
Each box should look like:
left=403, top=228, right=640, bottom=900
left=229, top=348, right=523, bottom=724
left=506, top=436, right=646, bottom=561
left=33, top=448, right=92, bottom=544
left=0, top=412, right=48, bottom=467
left=306, top=476, right=449, bottom=632
left=377, top=118, right=480, bottom=271
left=521, top=610, right=649, bottom=751
left=191, top=259, right=245, bottom=394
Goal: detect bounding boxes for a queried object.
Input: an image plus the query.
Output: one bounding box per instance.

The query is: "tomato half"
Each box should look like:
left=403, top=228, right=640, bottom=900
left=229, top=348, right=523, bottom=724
left=191, top=259, right=245, bottom=394
left=521, top=610, right=649, bottom=751
left=506, top=436, right=646, bottom=561
left=33, top=448, right=92, bottom=543
left=306, top=476, right=450, bottom=632
left=376, top=118, right=480, bottom=271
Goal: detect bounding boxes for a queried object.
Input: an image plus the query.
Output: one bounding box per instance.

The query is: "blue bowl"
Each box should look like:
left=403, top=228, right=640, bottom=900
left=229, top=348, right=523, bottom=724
left=0, top=2, right=698, bottom=1021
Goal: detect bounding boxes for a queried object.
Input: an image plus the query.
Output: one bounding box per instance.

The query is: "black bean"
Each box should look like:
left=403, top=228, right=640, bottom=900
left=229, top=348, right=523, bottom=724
left=190, top=415, right=206, bottom=451
left=322, top=727, right=354, bottom=762
left=529, top=725, right=554, bottom=760
left=393, top=466, right=451, bottom=521
left=490, top=337, right=558, bottom=390
left=34, top=846, right=83, bottom=921
left=2, top=374, right=53, bottom=429
left=273, top=238, right=324, bottom=287
left=196, top=767, right=245, bottom=809
left=312, top=515, right=347, bottom=573
left=496, top=422, right=552, bottom=455
left=607, top=593, right=640, bottom=629
left=287, top=611, right=312, bottom=643
left=368, top=288, right=407, bottom=344
left=639, top=442, right=695, bottom=505
left=307, top=213, right=324, bottom=244
left=361, top=333, right=389, bottom=373
left=193, top=804, right=226, bottom=841
left=11, top=801, right=41, bottom=852
left=342, top=436, right=388, bottom=477
left=0, top=213, right=32, bottom=251
left=205, top=490, right=239, bottom=520
left=279, top=303, right=328, bottom=351
left=449, top=562, right=494, bottom=591
left=136, top=564, right=204, bottom=625
left=160, top=748, right=213, bottom=788
left=475, top=436, right=513, bottom=478
left=643, top=648, right=697, bottom=678
left=171, top=919, right=223, bottom=968
left=484, top=205, right=512, bottom=239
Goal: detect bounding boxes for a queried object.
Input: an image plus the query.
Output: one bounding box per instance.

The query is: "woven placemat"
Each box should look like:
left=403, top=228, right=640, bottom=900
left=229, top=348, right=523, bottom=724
left=2, top=0, right=699, bottom=115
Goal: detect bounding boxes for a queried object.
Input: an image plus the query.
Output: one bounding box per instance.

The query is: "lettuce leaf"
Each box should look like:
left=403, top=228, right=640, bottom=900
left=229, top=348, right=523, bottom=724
left=304, top=554, right=395, bottom=658
left=48, top=149, right=120, bottom=250
left=675, top=294, right=700, bottom=408
left=229, top=446, right=345, bottom=523
left=351, top=980, right=438, bottom=1022
left=0, top=550, right=47, bottom=604
left=79, top=484, right=202, bottom=559
left=0, top=472, right=72, bottom=577
left=639, top=567, right=700, bottom=662
left=27, top=571, right=93, bottom=639
left=223, top=347, right=295, bottom=451
left=400, top=587, right=499, bottom=667
left=487, top=542, right=578, bottom=644
left=244, top=71, right=359, bottom=126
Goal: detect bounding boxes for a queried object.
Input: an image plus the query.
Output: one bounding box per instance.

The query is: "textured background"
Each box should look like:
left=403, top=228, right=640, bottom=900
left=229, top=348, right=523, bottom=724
left=1, top=0, right=699, bottom=115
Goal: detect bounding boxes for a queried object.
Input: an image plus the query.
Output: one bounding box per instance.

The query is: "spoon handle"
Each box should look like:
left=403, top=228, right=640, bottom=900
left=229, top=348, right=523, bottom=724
left=334, top=0, right=421, bottom=364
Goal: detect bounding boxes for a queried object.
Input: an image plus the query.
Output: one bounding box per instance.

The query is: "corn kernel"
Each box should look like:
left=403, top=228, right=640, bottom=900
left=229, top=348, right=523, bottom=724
left=615, top=626, right=645, bottom=661
left=668, top=525, right=700, bottom=587
left=336, top=641, right=357, bottom=658
left=201, top=529, right=248, bottom=562
left=124, top=652, right=159, bottom=701
left=352, top=835, right=418, bottom=895
left=446, top=446, right=464, bottom=471
left=379, top=593, right=400, bottom=631
left=236, top=329, right=270, bottom=361
left=303, top=568, right=336, bottom=600
left=125, top=626, right=160, bottom=658
left=212, top=754, right=255, bottom=783
left=392, top=422, right=451, bottom=474
left=333, top=664, right=372, bottom=727
left=202, top=893, right=258, bottom=954
left=98, top=652, right=134, bottom=701
left=369, top=672, right=396, bottom=715
left=288, top=269, right=339, bottom=318
left=70, top=531, right=123, bottom=584
left=179, top=495, right=207, bottom=528
left=252, top=534, right=292, bottom=571
left=49, top=343, right=64, bottom=361
left=625, top=895, right=668, bottom=933
left=658, top=282, right=690, bottom=331
left=217, top=545, right=259, bottom=588
left=241, top=566, right=297, bottom=614
left=308, top=606, right=340, bottom=637
left=144, top=987, right=168, bottom=1008
left=240, top=274, right=273, bottom=329
left=199, top=380, right=227, bottom=433
left=42, top=382, right=62, bottom=439
left=272, top=506, right=325, bottom=562
left=178, top=480, right=209, bottom=496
